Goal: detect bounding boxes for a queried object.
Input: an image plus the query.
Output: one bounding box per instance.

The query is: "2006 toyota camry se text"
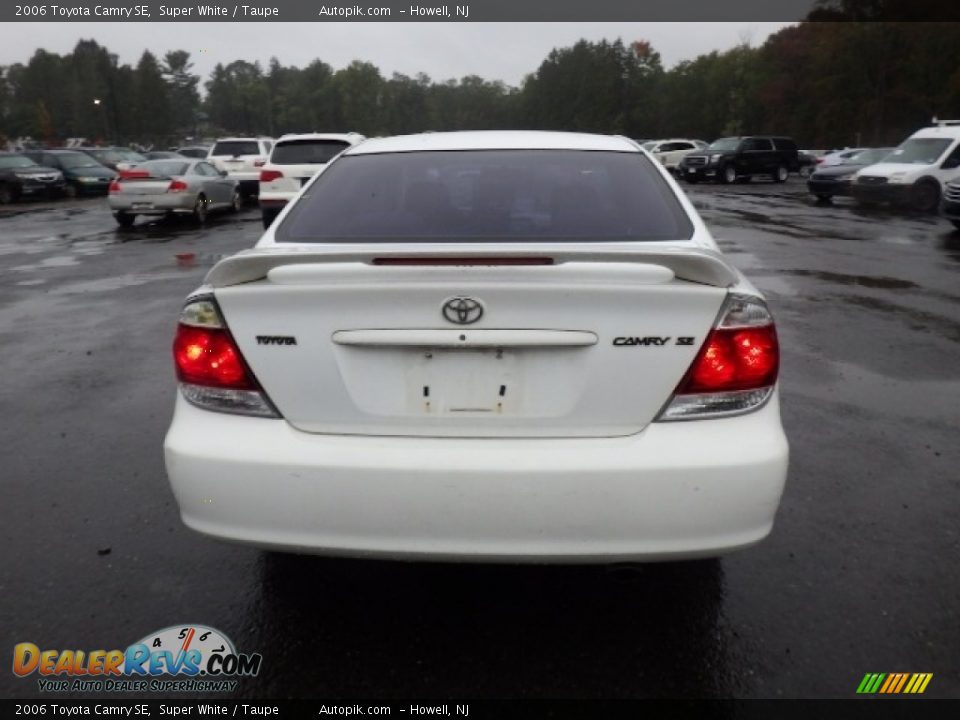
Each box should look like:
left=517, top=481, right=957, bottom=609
left=163, top=131, right=789, bottom=562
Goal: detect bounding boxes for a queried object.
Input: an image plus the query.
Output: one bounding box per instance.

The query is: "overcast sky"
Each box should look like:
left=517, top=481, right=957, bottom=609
left=1, top=22, right=791, bottom=86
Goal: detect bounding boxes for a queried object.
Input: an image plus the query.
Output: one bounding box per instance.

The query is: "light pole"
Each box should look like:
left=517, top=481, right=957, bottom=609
left=93, top=98, right=109, bottom=144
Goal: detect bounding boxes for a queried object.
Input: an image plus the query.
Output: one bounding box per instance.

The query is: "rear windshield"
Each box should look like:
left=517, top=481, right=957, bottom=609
left=277, top=150, right=693, bottom=243
left=271, top=139, right=351, bottom=165
left=211, top=140, right=261, bottom=157
left=140, top=160, right=190, bottom=177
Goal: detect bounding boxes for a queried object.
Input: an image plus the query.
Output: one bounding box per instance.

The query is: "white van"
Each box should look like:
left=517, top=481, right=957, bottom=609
left=851, top=120, right=960, bottom=211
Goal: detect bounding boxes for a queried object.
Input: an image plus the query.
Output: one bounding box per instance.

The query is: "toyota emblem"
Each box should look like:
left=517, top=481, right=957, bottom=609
left=442, top=297, right=484, bottom=325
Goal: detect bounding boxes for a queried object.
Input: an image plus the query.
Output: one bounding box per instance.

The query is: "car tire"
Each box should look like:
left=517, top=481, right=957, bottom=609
left=684, top=175, right=699, bottom=184
left=910, top=181, right=940, bottom=213
left=0, top=183, right=14, bottom=204
left=229, top=189, right=243, bottom=213
left=114, top=212, right=135, bottom=228
left=815, top=194, right=832, bottom=203
left=952, top=220, right=960, bottom=231
left=775, top=165, right=789, bottom=183
left=799, top=166, right=813, bottom=178
left=719, top=165, right=736, bottom=184
left=193, top=194, right=209, bottom=224
left=64, top=183, right=78, bottom=199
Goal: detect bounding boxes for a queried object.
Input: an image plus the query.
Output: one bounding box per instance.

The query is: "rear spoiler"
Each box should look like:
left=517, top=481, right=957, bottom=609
left=204, top=245, right=739, bottom=289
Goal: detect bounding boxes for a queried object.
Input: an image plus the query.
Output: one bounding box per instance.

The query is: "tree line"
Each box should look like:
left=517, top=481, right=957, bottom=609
left=2, top=22, right=960, bottom=150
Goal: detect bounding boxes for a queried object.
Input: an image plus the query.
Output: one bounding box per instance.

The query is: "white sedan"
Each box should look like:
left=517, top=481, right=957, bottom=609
left=164, top=131, right=788, bottom=562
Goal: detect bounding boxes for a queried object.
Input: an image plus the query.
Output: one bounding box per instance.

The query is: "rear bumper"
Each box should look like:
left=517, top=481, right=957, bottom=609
left=108, top=193, right=195, bottom=214
left=164, top=392, right=789, bottom=562
left=258, top=193, right=292, bottom=209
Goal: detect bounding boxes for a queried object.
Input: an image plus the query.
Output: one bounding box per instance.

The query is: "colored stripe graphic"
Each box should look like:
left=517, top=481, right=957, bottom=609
left=857, top=673, right=932, bottom=694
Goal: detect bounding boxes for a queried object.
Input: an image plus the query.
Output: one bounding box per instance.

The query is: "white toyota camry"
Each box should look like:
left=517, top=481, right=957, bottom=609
left=164, top=131, right=789, bottom=562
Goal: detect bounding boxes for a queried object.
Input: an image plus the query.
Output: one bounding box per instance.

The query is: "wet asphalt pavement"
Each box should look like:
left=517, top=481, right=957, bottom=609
left=1, top=181, right=958, bottom=700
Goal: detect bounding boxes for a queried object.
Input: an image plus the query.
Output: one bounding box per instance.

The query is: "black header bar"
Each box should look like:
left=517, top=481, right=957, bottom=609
left=3, top=0, right=960, bottom=23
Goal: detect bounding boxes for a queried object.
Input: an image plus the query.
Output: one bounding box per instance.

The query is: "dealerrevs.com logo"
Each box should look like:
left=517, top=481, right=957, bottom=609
left=13, top=625, right=262, bottom=693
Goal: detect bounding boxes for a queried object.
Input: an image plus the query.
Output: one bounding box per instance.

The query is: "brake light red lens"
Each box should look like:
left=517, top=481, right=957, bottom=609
left=167, top=179, right=188, bottom=192
left=677, top=325, right=779, bottom=394
left=108, top=180, right=121, bottom=193
left=119, top=169, right=150, bottom=179
left=173, top=325, right=253, bottom=389
left=260, top=169, right=283, bottom=182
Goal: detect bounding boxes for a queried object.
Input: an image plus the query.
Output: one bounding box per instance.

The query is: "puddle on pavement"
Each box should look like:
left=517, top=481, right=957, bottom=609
left=838, top=295, right=960, bottom=343
left=780, top=270, right=918, bottom=290
left=48, top=270, right=203, bottom=295
left=10, top=255, right=81, bottom=271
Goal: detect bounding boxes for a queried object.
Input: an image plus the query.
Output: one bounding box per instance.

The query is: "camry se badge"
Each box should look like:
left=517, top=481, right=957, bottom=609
left=613, top=336, right=671, bottom=346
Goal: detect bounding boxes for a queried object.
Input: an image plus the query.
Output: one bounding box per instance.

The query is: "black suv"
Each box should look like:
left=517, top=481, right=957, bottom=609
left=679, top=136, right=800, bottom=184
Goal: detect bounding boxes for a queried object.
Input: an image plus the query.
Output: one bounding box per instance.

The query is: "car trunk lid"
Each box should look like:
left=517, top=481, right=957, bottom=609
left=208, top=246, right=733, bottom=438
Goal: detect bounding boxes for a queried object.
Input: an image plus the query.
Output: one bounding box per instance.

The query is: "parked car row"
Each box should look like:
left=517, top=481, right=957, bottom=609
left=807, top=120, right=960, bottom=219
left=807, top=147, right=895, bottom=201
left=6, top=127, right=960, bottom=231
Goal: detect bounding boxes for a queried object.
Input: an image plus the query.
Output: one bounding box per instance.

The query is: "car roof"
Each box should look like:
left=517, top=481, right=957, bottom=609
left=911, top=126, right=960, bottom=140
left=345, top=131, right=639, bottom=155
left=213, top=137, right=273, bottom=142
left=276, top=133, right=364, bottom=143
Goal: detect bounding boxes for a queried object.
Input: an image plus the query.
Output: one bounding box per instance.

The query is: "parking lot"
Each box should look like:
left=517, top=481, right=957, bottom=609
left=1, top=179, right=958, bottom=699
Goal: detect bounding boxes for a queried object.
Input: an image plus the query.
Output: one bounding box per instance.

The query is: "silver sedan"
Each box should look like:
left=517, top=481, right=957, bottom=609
left=108, top=159, right=242, bottom=227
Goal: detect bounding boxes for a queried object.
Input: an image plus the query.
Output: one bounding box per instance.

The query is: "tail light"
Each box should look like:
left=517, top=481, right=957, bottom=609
left=173, top=297, right=278, bottom=418
left=168, top=179, right=188, bottom=193
left=260, top=169, right=283, bottom=182
left=657, top=294, right=779, bottom=421
left=108, top=180, right=121, bottom=193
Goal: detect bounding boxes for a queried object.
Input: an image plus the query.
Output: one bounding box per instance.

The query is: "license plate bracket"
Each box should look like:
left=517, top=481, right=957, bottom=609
left=411, top=347, right=518, bottom=415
